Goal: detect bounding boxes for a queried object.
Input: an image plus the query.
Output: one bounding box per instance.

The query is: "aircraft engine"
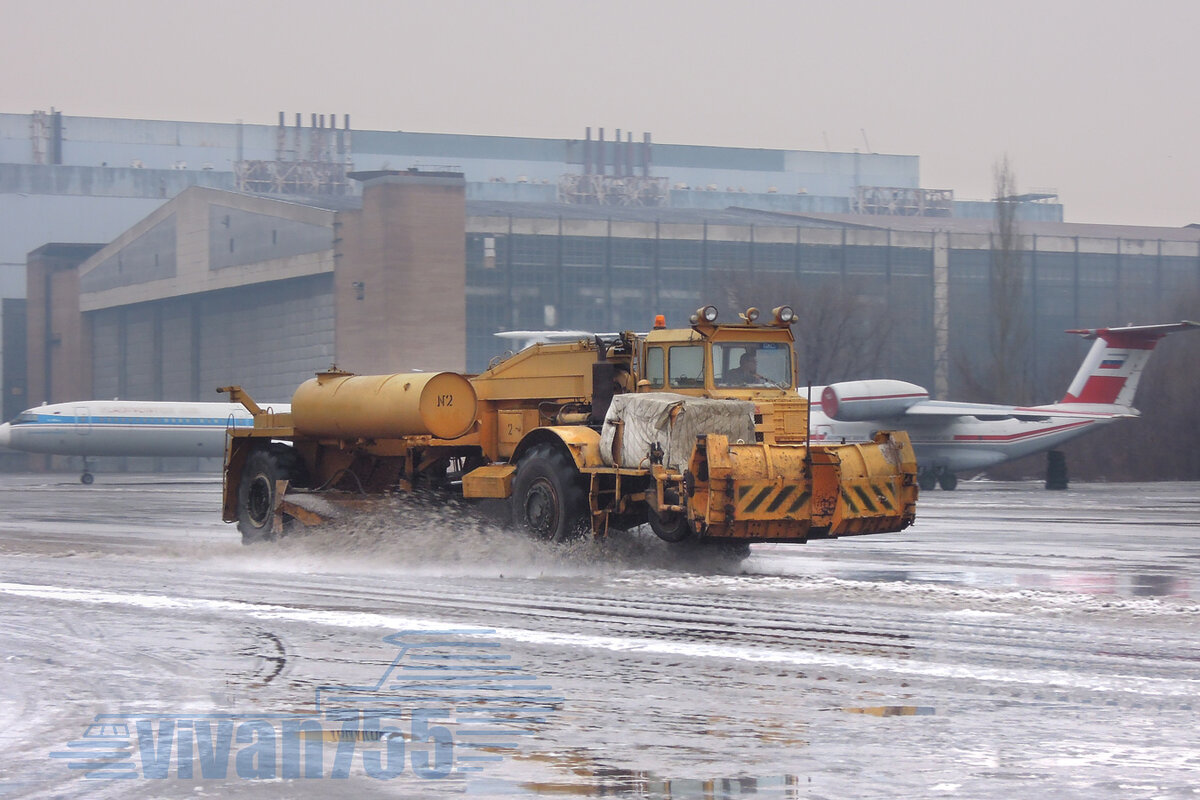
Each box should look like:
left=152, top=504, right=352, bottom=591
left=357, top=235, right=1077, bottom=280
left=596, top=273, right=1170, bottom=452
left=820, top=380, right=928, bottom=421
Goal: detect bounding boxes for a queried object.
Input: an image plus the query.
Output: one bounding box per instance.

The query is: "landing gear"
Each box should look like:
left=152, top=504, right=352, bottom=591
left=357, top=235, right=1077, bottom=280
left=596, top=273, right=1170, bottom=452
left=1045, top=450, right=1068, bottom=490
left=918, top=467, right=958, bottom=491
left=80, top=458, right=94, bottom=485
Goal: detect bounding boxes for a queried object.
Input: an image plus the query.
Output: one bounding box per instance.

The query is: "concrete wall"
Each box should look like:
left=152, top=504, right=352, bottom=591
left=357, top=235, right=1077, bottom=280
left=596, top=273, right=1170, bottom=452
left=89, top=275, right=333, bottom=405
left=79, top=187, right=335, bottom=311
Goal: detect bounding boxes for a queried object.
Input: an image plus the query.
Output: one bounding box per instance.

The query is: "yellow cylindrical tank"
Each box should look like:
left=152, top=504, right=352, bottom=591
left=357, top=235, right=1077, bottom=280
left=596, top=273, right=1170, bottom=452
left=292, top=371, right=478, bottom=440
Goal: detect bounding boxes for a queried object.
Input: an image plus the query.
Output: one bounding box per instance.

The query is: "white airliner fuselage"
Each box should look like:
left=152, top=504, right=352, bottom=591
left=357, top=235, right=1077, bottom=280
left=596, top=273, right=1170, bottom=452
left=806, top=321, right=1198, bottom=488
left=0, top=400, right=289, bottom=482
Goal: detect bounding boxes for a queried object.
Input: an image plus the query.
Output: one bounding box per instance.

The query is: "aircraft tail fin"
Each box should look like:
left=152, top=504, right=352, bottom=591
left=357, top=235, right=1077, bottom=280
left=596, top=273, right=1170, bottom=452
left=1060, top=321, right=1200, bottom=407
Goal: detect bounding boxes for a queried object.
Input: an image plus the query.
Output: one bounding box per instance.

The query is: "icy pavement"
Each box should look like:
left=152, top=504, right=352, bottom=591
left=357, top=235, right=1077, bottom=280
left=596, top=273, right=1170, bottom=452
left=0, top=474, right=1197, bottom=799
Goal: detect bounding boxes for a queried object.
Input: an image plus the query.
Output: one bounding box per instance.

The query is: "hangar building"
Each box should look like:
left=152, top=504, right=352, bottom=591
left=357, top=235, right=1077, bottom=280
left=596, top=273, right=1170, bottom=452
left=27, top=169, right=1200, bottom=423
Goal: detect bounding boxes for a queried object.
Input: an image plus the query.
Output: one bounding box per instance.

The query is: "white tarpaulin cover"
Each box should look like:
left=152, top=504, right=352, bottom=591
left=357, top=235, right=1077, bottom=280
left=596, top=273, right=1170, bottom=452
left=599, top=393, right=757, bottom=468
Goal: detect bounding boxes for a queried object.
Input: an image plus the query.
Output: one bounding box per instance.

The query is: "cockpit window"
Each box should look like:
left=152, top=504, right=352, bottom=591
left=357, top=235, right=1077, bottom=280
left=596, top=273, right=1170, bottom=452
left=16, top=411, right=37, bottom=424
left=714, top=342, right=792, bottom=388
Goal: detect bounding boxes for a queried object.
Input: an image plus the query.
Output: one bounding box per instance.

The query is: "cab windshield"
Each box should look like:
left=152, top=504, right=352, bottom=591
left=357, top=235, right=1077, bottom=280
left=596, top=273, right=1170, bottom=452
left=714, top=342, right=792, bottom=388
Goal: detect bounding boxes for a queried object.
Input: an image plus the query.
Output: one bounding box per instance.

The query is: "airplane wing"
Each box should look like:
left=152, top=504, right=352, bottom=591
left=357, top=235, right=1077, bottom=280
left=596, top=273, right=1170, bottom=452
left=902, top=400, right=1135, bottom=421
left=817, top=380, right=1133, bottom=423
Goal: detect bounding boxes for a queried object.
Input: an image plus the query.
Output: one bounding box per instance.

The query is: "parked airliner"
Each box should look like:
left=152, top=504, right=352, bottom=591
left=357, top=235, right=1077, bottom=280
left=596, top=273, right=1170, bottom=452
left=0, top=400, right=289, bottom=483
left=808, top=321, right=1199, bottom=489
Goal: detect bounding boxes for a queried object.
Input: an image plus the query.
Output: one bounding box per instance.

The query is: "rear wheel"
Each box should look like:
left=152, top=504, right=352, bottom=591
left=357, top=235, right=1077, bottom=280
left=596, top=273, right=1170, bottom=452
left=682, top=538, right=752, bottom=563
left=237, top=447, right=298, bottom=544
left=648, top=505, right=693, bottom=543
left=511, top=444, right=588, bottom=542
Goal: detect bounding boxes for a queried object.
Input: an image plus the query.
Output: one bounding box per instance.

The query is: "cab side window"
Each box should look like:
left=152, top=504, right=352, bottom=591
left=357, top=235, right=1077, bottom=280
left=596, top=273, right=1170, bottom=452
left=645, top=346, right=665, bottom=389
left=668, top=345, right=705, bottom=388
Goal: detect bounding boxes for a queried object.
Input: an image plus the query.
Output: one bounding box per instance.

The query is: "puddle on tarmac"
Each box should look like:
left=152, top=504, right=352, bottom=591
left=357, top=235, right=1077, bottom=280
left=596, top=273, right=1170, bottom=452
left=466, top=749, right=807, bottom=798
left=828, top=568, right=1196, bottom=601
left=836, top=705, right=936, bottom=717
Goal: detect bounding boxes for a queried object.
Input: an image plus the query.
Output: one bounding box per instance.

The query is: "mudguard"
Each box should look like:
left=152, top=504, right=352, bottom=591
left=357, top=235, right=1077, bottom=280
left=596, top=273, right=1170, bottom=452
left=511, top=426, right=604, bottom=471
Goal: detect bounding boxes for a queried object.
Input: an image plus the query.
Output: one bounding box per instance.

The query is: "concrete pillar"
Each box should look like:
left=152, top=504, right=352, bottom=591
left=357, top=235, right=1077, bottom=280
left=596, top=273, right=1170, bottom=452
left=25, top=243, right=103, bottom=405
left=335, top=171, right=467, bottom=374
left=932, top=230, right=950, bottom=399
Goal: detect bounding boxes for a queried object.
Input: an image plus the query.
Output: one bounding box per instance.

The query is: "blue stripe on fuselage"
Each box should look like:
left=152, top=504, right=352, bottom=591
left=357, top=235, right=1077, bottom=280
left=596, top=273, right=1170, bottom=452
left=19, top=415, right=254, bottom=427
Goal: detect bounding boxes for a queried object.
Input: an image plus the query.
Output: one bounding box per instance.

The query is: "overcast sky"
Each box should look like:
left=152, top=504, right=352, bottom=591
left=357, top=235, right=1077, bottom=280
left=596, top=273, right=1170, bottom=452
left=3, top=0, right=1197, bottom=227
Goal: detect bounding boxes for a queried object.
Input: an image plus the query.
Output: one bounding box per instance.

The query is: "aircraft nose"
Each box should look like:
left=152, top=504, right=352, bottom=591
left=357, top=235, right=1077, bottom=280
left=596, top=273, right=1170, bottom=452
left=0, top=422, right=11, bottom=449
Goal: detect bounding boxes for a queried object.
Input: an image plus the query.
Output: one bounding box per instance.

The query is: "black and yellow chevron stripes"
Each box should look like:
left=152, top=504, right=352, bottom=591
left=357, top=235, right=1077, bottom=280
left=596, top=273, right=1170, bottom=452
left=734, top=482, right=812, bottom=519
left=838, top=479, right=900, bottom=517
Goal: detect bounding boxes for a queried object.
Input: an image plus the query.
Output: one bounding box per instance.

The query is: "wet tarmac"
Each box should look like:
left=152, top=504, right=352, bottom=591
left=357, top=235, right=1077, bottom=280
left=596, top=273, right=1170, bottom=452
left=0, top=474, right=1197, bottom=799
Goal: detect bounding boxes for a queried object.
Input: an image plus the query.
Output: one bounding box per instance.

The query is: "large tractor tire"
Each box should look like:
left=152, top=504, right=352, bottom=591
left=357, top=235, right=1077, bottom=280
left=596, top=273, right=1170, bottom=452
left=237, top=446, right=299, bottom=545
left=511, top=444, right=589, bottom=542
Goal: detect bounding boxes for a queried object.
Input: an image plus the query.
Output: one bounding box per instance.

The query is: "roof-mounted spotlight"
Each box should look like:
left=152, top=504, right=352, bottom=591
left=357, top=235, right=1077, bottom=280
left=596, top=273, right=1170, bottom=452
left=740, top=307, right=760, bottom=323
left=772, top=305, right=796, bottom=325
left=690, top=305, right=719, bottom=325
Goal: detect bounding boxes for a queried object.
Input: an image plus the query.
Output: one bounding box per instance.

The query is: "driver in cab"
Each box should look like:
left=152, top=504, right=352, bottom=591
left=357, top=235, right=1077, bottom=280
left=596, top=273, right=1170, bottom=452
left=723, top=351, right=761, bottom=385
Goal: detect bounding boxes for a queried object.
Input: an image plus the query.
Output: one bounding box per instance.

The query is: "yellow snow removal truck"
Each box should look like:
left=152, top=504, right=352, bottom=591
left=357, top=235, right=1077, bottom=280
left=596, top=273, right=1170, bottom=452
left=219, top=304, right=918, bottom=554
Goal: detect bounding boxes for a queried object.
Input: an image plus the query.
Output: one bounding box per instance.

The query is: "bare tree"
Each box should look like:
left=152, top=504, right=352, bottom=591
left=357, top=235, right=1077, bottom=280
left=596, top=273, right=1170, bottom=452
left=706, top=268, right=896, bottom=385
left=957, top=155, right=1033, bottom=403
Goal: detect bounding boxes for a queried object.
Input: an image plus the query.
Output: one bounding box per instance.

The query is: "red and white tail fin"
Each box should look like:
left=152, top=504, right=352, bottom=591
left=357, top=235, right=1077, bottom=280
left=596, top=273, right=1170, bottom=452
left=1060, top=321, right=1199, bottom=407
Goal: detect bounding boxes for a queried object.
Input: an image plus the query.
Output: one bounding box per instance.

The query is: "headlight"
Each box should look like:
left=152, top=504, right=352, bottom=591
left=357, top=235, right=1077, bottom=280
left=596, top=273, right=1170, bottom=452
left=693, top=305, right=718, bottom=323
left=744, top=307, right=760, bottom=323
left=773, top=305, right=795, bottom=325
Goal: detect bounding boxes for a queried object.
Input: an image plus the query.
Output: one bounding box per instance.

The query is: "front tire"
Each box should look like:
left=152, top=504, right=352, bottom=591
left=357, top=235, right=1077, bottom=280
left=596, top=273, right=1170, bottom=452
left=511, top=444, right=588, bottom=542
left=237, top=447, right=297, bottom=544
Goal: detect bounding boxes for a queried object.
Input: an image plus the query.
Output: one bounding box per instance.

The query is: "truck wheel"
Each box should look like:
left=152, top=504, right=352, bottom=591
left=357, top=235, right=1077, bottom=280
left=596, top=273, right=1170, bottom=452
left=648, top=505, right=692, bottom=542
left=685, top=539, right=751, bottom=562
left=237, top=448, right=294, bottom=545
left=511, top=444, right=588, bottom=542
left=717, top=540, right=753, bottom=561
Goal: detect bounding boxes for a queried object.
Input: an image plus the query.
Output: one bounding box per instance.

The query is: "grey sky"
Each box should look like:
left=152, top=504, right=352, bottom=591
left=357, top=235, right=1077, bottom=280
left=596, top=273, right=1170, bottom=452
left=4, top=0, right=1197, bottom=227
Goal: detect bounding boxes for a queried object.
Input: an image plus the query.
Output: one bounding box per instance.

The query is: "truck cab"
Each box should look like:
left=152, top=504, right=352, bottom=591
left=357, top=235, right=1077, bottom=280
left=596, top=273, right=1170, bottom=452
left=639, top=305, right=798, bottom=398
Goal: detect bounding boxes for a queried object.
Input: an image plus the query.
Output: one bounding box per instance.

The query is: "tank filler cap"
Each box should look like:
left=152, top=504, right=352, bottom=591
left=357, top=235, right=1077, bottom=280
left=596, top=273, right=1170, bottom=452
left=315, top=365, right=354, bottom=384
